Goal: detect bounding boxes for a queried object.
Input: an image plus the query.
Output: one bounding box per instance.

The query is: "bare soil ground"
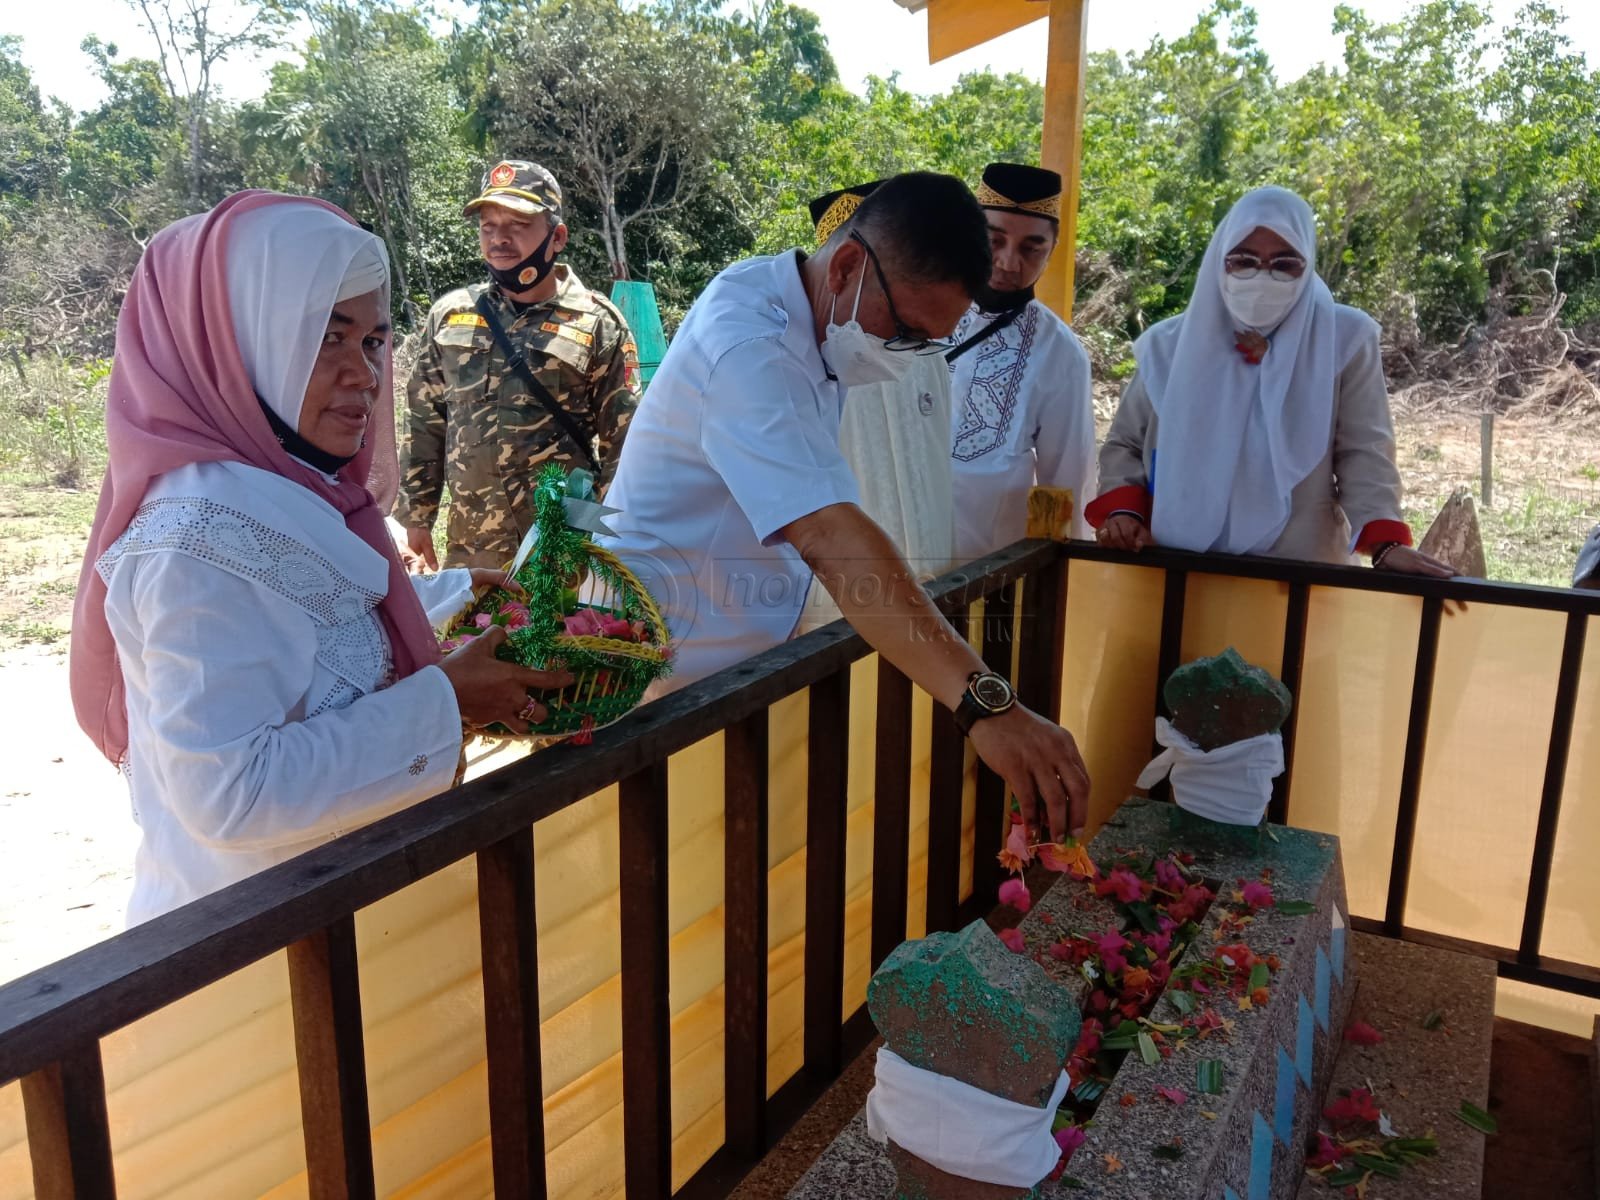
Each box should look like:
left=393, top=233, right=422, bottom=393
left=0, top=410, right=1596, bottom=985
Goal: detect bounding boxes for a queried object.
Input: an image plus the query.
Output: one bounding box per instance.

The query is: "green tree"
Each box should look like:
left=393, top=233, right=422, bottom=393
left=244, top=3, right=478, bottom=320
left=125, top=0, right=285, bottom=207
left=0, top=38, right=70, bottom=216
left=476, top=0, right=752, bottom=282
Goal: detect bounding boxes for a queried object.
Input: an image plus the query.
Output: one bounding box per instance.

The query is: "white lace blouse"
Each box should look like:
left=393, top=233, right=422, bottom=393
left=98, top=460, right=471, bottom=923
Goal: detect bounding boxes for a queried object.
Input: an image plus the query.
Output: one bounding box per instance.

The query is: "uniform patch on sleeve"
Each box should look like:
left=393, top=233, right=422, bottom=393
left=446, top=312, right=489, bottom=328
left=622, top=340, right=639, bottom=358
left=542, top=321, right=594, bottom=347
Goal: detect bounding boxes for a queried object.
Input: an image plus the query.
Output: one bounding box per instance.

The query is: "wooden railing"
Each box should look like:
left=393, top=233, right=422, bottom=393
left=1, top=539, right=1597, bottom=1199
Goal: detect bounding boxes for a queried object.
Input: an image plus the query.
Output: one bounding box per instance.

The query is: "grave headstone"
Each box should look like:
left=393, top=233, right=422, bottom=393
left=1164, top=648, right=1292, bottom=753
left=865, top=922, right=1082, bottom=1198
left=791, top=798, right=1355, bottom=1200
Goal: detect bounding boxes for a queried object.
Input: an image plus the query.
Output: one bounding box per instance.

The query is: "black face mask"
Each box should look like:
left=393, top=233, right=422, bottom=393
left=259, top=399, right=358, bottom=476
left=487, top=225, right=559, bottom=292
left=974, top=282, right=1035, bottom=313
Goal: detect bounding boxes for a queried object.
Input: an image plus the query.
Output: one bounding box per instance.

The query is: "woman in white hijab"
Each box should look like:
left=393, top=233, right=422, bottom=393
left=74, top=192, right=569, bottom=923
left=1085, top=186, right=1453, bottom=575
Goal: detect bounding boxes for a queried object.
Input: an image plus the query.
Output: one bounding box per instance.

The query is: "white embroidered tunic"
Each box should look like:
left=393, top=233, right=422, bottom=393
left=948, top=300, right=1096, bottom=563
left=99, top=460, right=469, bottom=923
left=795, top=354, right=956, bottom=634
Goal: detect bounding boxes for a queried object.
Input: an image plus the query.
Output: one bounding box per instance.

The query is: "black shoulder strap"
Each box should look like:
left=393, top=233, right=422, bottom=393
left=473, top=293, right=603, bottom=477
left=945, top=304, right=1027, bottom=364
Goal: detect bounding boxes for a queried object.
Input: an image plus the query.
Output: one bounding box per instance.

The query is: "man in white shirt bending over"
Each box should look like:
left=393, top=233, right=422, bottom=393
left=947, top=163, right=1096, bottom=563
left=601, top=172, right=1090, bottom=839
left=795, top=179, right=956, bottom=635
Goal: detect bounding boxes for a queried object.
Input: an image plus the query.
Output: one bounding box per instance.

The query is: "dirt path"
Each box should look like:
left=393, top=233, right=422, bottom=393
left=0, top=644, right=137, bottom=984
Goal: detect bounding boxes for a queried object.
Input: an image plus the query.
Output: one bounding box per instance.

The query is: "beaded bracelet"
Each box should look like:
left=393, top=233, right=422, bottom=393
left=1370, top=541, right=1402, bottom=569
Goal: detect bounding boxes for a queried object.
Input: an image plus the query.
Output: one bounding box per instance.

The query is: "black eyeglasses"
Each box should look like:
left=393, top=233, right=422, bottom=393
left=1223, top=252, right=1307, bottom=281
left=851, top=232, right=949, bottom=355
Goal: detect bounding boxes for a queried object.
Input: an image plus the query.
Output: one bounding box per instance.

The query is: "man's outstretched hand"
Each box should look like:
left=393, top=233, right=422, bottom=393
left=968, top=705, right=1090, bottom=843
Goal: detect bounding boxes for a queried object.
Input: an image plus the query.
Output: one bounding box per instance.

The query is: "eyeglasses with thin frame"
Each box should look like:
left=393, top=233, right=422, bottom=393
left=1223, top=252, right=1307, bottom=282
left=850, top=231, right=951, bottom=355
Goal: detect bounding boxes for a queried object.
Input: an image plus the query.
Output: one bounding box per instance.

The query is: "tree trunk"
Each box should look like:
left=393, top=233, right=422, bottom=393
left=602, top=199, right=629, bottom=281
left=187, top=101, right=205, bottom=207
left=360, top=155, right=410, bottom=312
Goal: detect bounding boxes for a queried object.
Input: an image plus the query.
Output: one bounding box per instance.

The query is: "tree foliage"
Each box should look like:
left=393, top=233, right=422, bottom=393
left=1, top=0, right=1597, bottom=369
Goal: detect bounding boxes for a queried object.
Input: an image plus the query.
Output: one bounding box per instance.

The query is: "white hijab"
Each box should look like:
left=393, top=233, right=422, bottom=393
left=1136, top=187, right=1339, bottom=555
left=226, top=203, right=391, bottom=430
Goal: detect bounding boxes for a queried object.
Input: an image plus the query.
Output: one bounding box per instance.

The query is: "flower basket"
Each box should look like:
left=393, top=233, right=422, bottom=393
left=440, top=464, right=671, bottom=740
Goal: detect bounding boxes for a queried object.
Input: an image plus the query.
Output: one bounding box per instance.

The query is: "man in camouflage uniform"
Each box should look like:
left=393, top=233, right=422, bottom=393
left=395, top=160, right=641, bottom=569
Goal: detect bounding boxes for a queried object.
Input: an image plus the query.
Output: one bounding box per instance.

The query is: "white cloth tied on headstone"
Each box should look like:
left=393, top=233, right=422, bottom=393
left=864, top=1046, right=1070, bottom=1187
left=1137, top=716, right=1284, bottom=826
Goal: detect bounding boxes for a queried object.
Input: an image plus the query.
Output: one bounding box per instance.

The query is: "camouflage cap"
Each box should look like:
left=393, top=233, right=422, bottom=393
left=464, top=160, right=564, bottom=220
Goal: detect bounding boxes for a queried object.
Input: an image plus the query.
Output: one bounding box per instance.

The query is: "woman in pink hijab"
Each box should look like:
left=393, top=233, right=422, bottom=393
left=71, top=192, right=568, bottom=922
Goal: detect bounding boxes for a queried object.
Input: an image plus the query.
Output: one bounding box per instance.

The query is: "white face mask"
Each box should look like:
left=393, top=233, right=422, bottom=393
left=823, top=265, right=915, bottom=388
left=1220, top=272, right=1303, bottom=332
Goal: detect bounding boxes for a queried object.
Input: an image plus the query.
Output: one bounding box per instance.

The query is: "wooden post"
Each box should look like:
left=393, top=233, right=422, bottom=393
left=21, top=1045, right=117, bottom=1200
left=1480, top=413, right=1495, bottom=509
left=476, top=831, right=548, bottom=1200
left=1035, top=0, right=1091, bottom=320
left=287, top=918, right=377, bottom=1200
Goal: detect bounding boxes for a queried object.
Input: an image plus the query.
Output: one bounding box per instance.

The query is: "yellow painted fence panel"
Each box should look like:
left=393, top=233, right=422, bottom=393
left=3, top=561, right=1598, bottom=1195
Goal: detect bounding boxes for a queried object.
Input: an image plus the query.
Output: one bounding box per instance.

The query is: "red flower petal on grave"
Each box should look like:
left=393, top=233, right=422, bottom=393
left=1324, top=1087, right=1381, bottom=1126
left=1055, top=1124, right=1087, bottom=1157
left=1155, top=1085, right=1187, bottom=1105
left=1074, top=1019, right=1103, bottom=1055
left=1119, top=1093, right=1137, bottom=1107
left=1094, top=930, right=1130, bottom=974
left=1168, top=882, right=1214, bottom=923
left=1344, top=1020, right=1384, bottom=1046
left=998, top=878, right=1032, bottom=914
left=1099, top=867, right=1146, bottom=903
left=998, top=928, right=1027, bottom=954
left=1241, top=880, right=1275, bottom=910
left=1307, top=1132, right=1350, bottom=1168
left=1141, top=928, right=1174, bottom=958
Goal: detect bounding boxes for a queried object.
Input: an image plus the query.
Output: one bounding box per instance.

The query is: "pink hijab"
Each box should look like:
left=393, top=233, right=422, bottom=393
left=71, top=190, right=440, bottom=764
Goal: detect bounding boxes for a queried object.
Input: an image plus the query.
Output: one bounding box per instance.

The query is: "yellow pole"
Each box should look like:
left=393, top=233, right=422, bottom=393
left=1035, top=0, right=1090, bottom=321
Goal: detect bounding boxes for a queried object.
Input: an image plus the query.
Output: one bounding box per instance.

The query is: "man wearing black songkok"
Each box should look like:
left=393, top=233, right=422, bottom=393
left=947, top=162, right=1096, bottom=562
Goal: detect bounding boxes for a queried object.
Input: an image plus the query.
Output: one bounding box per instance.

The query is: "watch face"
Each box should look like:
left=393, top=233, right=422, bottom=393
left=972, top=673, right=1014, bottom=711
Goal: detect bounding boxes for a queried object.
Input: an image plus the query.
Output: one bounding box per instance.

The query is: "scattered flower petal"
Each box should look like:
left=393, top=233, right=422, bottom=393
left=1307, top=1132, right=1350, bottom=1168
left=1155, top=1085, right=1187, bottom=1105
left=1344, top=1020, right=1384, bottom=1046
left=998, top=878, right=1032, bottom=914
left=1054, top=1124, right=1086, bottom=1157
left=1037, top=838, right=1098, bottom=879
left=998, top=819, right=1034, bottom=873
left=1241, top=880, right=1275, bottom=910
left=998, top=927, right=1026, bottom=954
left=1324, top=1087, right=1382, bottom=1127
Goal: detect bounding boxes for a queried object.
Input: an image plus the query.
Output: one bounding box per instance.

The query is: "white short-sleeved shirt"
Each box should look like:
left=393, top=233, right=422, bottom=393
left=600, top=251, right=860, bottom=690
